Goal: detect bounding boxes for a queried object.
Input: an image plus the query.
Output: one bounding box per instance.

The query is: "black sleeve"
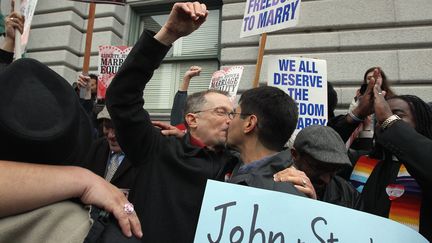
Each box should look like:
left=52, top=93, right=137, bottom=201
left=376, top=121, right=432, bottom=191
left=170, top=91, right=188, bottom=125
left=0, top=49, right=14, bottom=73
left=327, top=114, right=359, bottom=142
left=106, top=30, right=171, bottom=165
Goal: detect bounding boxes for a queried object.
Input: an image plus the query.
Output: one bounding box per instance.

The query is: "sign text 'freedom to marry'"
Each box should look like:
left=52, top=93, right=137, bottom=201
left=240, top=0, right=301, bottom=38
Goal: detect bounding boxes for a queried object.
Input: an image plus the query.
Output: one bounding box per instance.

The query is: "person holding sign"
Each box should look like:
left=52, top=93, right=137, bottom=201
left=0, top=8, right=24, bottom=71
left=105, top=3, right=238, bottom=243
left=329, top=69, right=432, bottom=241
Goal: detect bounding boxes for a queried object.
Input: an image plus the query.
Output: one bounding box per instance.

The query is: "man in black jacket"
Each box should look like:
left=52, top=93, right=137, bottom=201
left=83, top=106, right=137, bottom=191
left=106, top=3, right=237, bottom=242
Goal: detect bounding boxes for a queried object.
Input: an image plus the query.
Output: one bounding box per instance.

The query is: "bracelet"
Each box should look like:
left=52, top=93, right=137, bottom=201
left=381, top=114, right=401, bottom=130
left=348, top=111, right=365, bottom=122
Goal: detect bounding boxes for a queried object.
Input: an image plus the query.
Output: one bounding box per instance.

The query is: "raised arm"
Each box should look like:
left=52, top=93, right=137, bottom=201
left=0, top=10, right=24, bottom=69
left=106, top=2, right=208, bottom=163
left=171, top=65, right=202, bottom=125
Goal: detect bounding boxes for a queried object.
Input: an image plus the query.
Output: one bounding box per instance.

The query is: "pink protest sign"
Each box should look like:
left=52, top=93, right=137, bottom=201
left=209, top=66, right=244, bottom=99
left=97, top=45, right=131, bottom=99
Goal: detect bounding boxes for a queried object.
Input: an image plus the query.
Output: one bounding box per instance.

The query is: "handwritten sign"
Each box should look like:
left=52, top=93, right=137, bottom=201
left=240, top=0, right=301, bottom=38
left=268, top=56, right=327, bottom=137
left=209, top=66, right=244, bottom=100
left=97, top=45, right=131, bottom=99
left=194, top=180, right=428, bottom=243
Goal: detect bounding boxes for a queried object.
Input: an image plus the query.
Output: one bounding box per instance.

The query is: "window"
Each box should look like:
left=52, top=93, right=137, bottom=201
left=128, top=4, right=221, bottom=112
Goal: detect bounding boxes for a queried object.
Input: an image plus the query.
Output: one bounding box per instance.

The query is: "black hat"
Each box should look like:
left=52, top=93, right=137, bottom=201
left=294, top=125, right=351, bottom=166
left=0, top=58, right=92, bottom=165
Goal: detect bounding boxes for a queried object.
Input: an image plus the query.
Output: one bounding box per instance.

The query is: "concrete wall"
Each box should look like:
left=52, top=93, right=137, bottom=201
left=221, top=0, right=432, bottom=111
left=1, top=0, right=128, bottom=84
left=4, top=0, right=431, bottom=111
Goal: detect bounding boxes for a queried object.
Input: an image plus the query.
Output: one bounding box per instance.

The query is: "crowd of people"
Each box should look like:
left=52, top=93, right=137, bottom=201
left=0, top=1, right=431, bottom=243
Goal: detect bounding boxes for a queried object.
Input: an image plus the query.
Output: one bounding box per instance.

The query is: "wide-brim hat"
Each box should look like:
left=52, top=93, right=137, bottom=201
left=293, top=125, right=351, bottom=166
left=0, top=58, right=92, bottom=165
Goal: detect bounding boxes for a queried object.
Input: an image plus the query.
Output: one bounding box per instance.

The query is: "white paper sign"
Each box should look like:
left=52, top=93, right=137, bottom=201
left=240, top=0, right=301, bottom=38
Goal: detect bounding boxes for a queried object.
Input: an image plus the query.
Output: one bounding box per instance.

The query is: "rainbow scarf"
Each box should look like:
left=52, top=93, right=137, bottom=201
left=350, top=155, right=422, bottom=231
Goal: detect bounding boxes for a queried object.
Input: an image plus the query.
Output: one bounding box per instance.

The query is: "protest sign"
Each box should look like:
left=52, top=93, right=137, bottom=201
left=97, top=45, right=131, bottom=99
left=268, top=56, right=327, bottom=136
left=240, top=0, right=301, bottom=38
left=69, top=0, right=125, bottom=5
left=194, top=180, right=428, bottom=243
left=209, top=66, right=244, bottom=100
left=13, top=0, right=38, bottom=58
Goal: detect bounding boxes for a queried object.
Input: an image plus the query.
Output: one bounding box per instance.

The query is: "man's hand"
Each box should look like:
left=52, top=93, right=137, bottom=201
left=152, top=121, right=186, bottom=138
left=373, top=82, right=392, bottom=124
left=79, top=171, right=143, bottom=239
left=184, top=66, right=202, bottom=79
left=154, top=2, right=208, bottom=46
left=2, top=11, right=25, bottom=52
left=179, top=65, right=202, bottom=91
left=77, top=74, right=90, bottom=89
left=349, top=68, right=383, bottom=123
left=273, top=166, right=317, bottom=199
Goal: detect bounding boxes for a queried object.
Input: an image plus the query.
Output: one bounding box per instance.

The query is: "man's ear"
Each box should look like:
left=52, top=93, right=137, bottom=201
left=244, top=114, right=258, bottom=134
left=185, top=113, right=198, bottom=129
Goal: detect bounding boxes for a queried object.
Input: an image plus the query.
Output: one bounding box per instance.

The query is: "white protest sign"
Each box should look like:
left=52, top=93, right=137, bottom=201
left=194, top=180, right=428, bottom=243
left=209, top=66, right=244, bottom=100
left=268, top=56, right=327, bottom=137
left=97, top=45, right=131, bottom=99
left=240, top=0, right=301, bottom=38
left=18, top=0, right=38, bottom=51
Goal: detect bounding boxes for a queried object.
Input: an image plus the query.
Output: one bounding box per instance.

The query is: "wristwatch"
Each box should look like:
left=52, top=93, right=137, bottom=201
left=381, top=114, right=401, bottom=130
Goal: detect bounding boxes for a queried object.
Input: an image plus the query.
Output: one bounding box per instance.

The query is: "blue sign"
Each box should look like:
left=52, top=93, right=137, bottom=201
left=194, top=180, right=428, bottom=243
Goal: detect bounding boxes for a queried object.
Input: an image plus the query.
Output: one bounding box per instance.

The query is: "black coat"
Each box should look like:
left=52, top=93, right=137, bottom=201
left=82, top=138, right=137, bottom=190
left=106, top=30, right=237, bottom=243
left=229, top=150, right=304, bottom=197
left=322, top=175, right=363, bottom=210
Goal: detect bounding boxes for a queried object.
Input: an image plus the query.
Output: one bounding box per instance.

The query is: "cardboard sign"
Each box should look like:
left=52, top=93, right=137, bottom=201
left=268, top=56, right=327, bottom=137
left=194, top=180, right=428, bottom=243
left=18, top=0, right=38, bottom=50
left=97, top=45, right=131, bottom=99
left=209, top=66, right=244, bottom=100
left=240, top=0, right=301, bottom=38
left=69, top=0, right=126, bottom=5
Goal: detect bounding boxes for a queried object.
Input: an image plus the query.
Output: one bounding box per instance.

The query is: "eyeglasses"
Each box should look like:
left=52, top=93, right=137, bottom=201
left=193, top=107, right=251, bottom=120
